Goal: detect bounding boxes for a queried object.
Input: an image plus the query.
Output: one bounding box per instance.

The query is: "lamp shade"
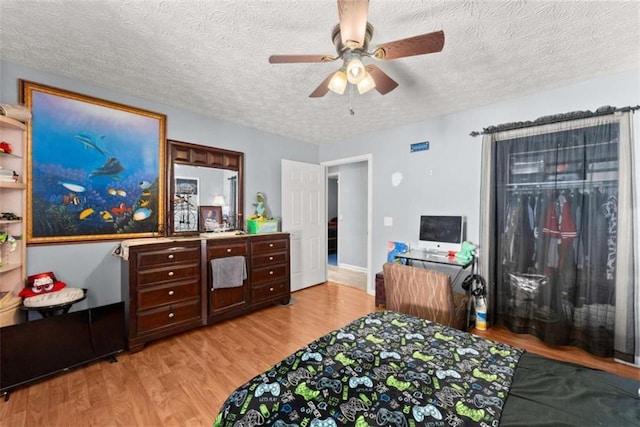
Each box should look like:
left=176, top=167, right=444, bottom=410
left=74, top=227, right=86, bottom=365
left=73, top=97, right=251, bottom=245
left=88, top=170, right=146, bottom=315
left=346, top=57, right=366, bottom=84
left=212, top=195, right=226, bottom=206
left=357, top=72, right=376, bottom=94
left=328, top=69, right=347, bottom=94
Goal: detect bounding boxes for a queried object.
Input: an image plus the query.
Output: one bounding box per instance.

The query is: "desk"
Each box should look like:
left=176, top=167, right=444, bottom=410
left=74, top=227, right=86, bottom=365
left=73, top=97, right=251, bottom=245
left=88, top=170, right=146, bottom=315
left=395, top=250, right=476, bottom=330
left=395, top=250, right=474, bottom=287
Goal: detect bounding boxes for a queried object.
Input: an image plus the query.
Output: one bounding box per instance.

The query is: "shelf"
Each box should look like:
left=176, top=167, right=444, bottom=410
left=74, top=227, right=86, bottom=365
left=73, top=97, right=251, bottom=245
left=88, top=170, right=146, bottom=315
left=0, top=152, right=22, bottom=159
left=0, top=262, right=22, bottom=274
left=0, top=116, right=27, bottom=131
left=0, top=219, right=21, bottom=225
left=0, top=182, right=25, bottom=190
left=506, top=179, right=618, bottom=190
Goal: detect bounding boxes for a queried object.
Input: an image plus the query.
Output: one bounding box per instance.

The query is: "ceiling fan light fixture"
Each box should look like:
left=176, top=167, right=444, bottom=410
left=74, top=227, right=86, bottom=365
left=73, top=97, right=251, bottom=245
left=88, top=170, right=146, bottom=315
left=346, top=57, right=366, bottom=84
left=328, top=69, right=348, bottom=94
left=356, top=72, right=376, bottom=94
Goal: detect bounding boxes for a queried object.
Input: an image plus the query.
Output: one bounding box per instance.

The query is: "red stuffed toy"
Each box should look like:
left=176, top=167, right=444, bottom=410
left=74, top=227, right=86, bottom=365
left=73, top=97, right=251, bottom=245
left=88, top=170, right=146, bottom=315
left=0, top=141, right=12, bottom=154
left=19, top=272, right=66, bottom=298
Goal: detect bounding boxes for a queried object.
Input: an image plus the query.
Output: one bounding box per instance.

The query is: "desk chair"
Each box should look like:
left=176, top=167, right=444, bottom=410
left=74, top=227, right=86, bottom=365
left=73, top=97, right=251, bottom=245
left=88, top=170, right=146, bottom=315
left=382, top=262, right=468, bottom=330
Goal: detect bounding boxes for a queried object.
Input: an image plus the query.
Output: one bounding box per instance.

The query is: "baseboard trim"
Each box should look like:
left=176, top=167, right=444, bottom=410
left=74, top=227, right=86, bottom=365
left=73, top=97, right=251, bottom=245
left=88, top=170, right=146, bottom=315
left=336, top=263, right=367, bottom=273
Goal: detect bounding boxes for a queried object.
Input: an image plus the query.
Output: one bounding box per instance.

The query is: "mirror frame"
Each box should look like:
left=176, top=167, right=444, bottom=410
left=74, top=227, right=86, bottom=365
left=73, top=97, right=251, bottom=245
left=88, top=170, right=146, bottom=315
left=167, top=139, right=244, bottom=236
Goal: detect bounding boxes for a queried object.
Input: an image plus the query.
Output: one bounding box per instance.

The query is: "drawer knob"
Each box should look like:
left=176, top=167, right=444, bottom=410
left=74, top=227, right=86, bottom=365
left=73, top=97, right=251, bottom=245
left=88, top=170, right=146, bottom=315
left=168, top=312, right=174, bottom=318
left=168, top=254, right=174, bottom=259
left=168, top=290, right=175, bottom=296
left=168, top=271, right=174, bottom=277
left=269, top=287, right=274, bottom=292
left=269, top=243, right=274, bottom=247
left=269, top=270, right=274, bottom=275
left=269, top=256, right=274, bottom=261
left=226, top=248, right=232, bottom=253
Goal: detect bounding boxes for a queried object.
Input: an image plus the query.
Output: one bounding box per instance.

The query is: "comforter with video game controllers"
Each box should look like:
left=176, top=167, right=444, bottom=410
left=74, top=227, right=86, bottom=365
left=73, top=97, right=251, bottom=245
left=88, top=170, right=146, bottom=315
left=214, top=310, right=640, bottom=426
left=213, top=310, right=523, bottom=427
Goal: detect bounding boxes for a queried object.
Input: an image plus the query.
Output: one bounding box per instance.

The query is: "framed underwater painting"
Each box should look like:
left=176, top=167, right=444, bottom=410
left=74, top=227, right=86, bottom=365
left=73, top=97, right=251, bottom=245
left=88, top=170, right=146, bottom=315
left=20, top=80, right=166, bottom=244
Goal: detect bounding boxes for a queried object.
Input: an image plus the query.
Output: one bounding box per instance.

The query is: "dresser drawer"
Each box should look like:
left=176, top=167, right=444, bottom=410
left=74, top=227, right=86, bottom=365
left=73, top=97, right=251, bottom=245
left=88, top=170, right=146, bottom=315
left=137, top=263, right=200, bottom=287
left=251, top=251, right=288, bottom=267
left=137, top=299, right=201, bottom=333
left=251, top=238, right=288, bottom=254
left=138, top=279, right=200, bottom=310
left=135, top=245, right=200, bottom=268
left=252, top=280, right=288, bottom=302
left=251, top=264, right=288, bottom=285
left=207, top=241, right=247, bottom=258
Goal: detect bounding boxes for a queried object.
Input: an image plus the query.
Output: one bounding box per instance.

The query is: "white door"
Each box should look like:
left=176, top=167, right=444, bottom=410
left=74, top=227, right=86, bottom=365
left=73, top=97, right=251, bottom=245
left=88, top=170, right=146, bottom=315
left=281, top=159, right=326, bottom=291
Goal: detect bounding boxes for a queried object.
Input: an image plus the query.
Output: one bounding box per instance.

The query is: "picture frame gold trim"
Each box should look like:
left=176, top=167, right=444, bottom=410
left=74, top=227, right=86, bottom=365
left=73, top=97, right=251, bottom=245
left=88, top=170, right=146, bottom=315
left=20, top=80, right=167, bottom=244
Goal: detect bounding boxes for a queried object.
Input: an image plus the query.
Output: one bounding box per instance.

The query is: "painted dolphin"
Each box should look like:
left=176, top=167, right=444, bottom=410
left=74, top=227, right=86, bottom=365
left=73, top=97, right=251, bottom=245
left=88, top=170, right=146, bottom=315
left=75, top=131, right=108, bottom=156
left=89, top=157, right=125, bottom=179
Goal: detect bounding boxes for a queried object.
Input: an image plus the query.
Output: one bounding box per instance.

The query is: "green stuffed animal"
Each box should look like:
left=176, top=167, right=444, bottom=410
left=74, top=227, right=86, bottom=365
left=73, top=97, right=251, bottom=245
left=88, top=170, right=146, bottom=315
left=455, top=241, right=476, bottom=264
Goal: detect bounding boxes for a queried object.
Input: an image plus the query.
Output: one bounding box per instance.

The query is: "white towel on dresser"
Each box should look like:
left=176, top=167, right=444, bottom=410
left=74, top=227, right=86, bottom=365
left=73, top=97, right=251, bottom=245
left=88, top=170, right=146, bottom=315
left=211, top=256, right=247, bottom=289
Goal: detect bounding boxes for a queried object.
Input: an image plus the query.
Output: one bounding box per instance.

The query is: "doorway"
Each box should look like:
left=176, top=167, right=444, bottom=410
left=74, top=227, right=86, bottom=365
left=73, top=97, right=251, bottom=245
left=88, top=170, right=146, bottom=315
left=322, top=155, right=372, bottom=294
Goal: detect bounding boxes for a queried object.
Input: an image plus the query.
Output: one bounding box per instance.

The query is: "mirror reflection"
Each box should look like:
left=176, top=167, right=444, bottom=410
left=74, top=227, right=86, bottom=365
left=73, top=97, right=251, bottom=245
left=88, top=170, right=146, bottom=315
left=167, top=139, right=244, bottom=236
left=173, top=164, right=238, bottom=232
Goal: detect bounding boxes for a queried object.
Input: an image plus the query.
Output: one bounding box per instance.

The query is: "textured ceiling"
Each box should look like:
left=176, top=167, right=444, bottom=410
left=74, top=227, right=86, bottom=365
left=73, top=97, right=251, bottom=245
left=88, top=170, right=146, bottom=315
left=0, top=1, right=638, bottom=145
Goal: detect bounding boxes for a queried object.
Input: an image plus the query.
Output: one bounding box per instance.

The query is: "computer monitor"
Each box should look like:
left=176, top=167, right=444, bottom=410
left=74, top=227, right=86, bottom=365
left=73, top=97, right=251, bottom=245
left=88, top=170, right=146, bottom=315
left=418, top=215, right=465, bottom=253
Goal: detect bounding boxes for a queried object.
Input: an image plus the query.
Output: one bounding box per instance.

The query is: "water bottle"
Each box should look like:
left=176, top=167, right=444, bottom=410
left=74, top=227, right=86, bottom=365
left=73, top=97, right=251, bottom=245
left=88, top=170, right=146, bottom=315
left=475, top=299, right=487, bottom=331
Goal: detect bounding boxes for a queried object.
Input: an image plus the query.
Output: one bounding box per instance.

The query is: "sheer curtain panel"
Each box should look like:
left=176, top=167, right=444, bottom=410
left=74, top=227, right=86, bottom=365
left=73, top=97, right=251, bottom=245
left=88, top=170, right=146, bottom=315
left=479, top=111, right=638, bottom=365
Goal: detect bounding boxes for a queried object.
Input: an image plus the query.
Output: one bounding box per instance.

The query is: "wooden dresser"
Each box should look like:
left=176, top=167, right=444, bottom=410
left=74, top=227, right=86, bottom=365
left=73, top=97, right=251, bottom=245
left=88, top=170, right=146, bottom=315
left=121, top=233, right=290, bottom=352
left=121, top=240, right=202, bottom=353
left=205, top=233, right=290, bottom=324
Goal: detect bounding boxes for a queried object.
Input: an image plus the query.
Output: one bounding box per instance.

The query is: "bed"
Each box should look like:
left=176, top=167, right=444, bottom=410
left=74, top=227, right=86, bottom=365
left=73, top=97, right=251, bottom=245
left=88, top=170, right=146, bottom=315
left=213, top=311, right=639, bottom=426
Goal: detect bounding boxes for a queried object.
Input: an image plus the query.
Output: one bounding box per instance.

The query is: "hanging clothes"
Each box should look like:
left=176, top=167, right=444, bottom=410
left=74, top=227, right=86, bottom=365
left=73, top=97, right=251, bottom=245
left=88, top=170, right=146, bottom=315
left=543, top=193, right=577, bottom=270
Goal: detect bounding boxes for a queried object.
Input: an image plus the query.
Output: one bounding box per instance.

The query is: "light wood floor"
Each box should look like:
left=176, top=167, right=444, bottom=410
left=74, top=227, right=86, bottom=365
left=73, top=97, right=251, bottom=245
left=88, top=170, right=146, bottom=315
left=327, top=265, right=367, bottom=290
left=0, top=282, right=637, bottom=426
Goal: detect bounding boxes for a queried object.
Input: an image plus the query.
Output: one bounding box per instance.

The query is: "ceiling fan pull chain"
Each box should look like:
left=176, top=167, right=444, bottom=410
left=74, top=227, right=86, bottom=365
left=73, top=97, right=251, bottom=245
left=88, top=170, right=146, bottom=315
left=348, top=84, right=355, bottom=116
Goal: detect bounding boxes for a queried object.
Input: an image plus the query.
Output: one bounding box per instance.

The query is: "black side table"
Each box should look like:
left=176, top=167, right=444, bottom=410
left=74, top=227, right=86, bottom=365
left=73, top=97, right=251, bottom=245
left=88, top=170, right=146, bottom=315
left=20, top=289, right=88, bottom=318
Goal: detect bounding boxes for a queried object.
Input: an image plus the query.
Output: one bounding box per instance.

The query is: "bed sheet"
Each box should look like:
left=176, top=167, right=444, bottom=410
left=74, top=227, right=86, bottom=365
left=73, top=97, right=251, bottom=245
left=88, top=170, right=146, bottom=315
left=214, top=310, right=523, bottom=427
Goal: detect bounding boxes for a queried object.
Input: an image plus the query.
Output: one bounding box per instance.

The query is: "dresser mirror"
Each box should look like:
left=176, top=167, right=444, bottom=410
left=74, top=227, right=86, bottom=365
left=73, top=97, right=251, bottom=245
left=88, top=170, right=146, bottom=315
left=167, top=139, right=244, bottom=235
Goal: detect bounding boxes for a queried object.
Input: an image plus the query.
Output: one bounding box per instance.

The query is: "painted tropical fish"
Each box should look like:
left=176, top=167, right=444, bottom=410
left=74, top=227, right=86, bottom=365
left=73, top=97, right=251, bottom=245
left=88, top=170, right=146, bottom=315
left=107, top=188, right=117, bottom=196
left=62, top=193, right=82, bottom=205
left=79, top=208, right=95, bottom=220
left=116, top=189, right=127, bottom=197
left=139, top=199, right=150, bottom=207
left=141, top=189, right=151, bottom=197
left=99, top=211, right=114, bottom=222
left=139, top=180, right=152, bottom=189
left=133, top=208, right=152, bottom=221
left=89, top=157, right=124, bottom=179
left=59, top=181, right=86, bottom=193
left=111, top=202, right=131, bottom=216
left=75, top=131, right=108, bottom=156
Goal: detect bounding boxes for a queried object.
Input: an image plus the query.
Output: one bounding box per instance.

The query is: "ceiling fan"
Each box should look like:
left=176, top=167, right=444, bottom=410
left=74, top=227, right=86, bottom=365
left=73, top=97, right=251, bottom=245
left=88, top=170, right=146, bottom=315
left=268, top=0, right=445, bottom=97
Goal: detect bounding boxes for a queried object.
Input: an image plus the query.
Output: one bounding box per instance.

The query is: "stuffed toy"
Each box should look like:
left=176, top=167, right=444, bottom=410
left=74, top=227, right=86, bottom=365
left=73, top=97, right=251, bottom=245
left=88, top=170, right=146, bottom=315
left=19, top=271, right=66, bottom=298
left=455, top=241, right=476, bottom=265
left=249, top=192, right=268, bottom=220
left=0, top=141, right=12, bottom=154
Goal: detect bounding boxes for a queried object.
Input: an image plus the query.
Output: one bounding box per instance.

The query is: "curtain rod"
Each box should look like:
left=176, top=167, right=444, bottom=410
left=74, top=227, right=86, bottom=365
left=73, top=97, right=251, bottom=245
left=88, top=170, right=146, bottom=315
left=469, top=105, right=639, bottom=137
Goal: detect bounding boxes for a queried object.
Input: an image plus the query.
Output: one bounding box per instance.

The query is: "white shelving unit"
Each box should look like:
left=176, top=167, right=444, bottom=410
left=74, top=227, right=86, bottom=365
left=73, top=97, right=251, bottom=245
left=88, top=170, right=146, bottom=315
left=0, top=116, right=27, bottom=296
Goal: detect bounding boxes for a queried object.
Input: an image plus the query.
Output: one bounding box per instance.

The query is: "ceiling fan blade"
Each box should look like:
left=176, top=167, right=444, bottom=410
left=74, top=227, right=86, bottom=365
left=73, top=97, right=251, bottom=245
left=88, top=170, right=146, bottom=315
left=309, top=72, right=336, bottom=98
left=338, top=0, right=369, bottom=48
left=373, top=30, right=445, bottom=60
left=269, top=54, right=336, bottom=64
left=366, top=64, right=398, bottom=95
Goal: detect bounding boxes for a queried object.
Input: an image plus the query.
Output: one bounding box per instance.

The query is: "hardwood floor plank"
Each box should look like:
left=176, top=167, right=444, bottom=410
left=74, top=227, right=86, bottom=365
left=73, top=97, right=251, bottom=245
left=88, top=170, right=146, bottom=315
left=0, top=282, right=636, bottom=426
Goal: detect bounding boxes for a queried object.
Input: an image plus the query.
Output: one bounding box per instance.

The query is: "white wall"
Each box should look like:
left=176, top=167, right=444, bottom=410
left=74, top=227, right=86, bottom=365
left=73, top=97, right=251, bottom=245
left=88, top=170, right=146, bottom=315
left=319, top=69, right=640, bottom=288
left=0, top=59, right=318, bottom=309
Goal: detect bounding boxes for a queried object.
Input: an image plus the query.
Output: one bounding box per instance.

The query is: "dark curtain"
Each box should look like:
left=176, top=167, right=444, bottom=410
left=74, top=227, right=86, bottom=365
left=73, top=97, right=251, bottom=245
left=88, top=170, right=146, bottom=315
left=491, top=123, right=619, bottom=357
